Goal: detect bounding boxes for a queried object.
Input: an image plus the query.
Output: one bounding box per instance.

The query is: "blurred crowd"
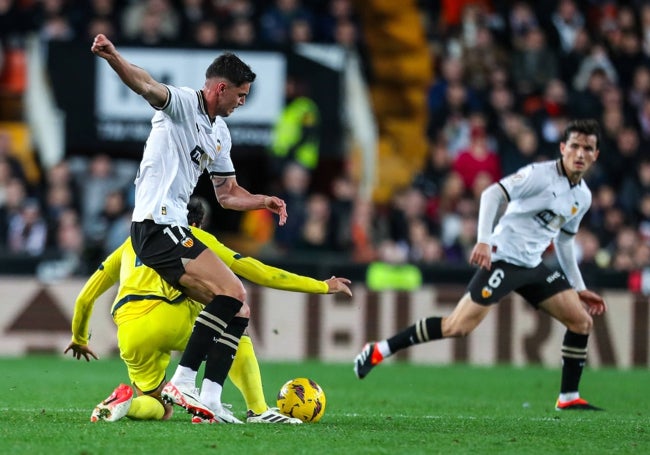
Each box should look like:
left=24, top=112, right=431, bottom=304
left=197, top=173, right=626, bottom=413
left=1, top=0, right=650, bottom=283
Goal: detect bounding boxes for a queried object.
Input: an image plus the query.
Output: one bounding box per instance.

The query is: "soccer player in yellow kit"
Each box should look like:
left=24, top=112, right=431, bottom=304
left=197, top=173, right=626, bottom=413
left=65, top=198, right=352, bottom=424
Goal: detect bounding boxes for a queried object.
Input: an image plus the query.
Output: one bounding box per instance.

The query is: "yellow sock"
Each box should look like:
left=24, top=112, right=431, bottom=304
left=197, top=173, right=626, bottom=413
left=126, top=395, right=165, bottom=420
left=228, top=335, right=267, bottom=414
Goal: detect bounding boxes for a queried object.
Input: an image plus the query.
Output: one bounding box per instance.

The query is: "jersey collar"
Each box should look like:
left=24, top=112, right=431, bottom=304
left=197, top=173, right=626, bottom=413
left=197, top=90, right=214, bottom=124
left=556, top=159, right=581, bottom=188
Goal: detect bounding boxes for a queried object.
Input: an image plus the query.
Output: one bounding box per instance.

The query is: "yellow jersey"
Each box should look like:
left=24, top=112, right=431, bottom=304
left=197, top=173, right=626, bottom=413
left=71, top=227, right=329, bottom=345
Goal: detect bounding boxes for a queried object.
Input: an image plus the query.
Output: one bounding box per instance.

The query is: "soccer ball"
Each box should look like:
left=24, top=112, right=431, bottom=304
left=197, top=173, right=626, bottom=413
left=276, top=377, right=326, bottom=422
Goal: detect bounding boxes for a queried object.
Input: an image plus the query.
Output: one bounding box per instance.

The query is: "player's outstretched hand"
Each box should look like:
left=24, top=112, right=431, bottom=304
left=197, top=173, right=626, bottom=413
left=264, top=196, right=288, bottom=226
left=469, top=242, right=492, bottom=270
left=325, top=276, right=352, bottom=297
left=64, top=341, right=99, bottom=362
left=91, top=34, right=116, bottom=59
left=578, top=289, right=607, bottom=316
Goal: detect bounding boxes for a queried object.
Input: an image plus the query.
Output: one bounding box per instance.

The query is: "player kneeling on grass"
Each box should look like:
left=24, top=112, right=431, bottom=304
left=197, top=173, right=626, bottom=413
left=354, top=119, right=607, bottom=411
left=65, top=197, right=352, bottom=424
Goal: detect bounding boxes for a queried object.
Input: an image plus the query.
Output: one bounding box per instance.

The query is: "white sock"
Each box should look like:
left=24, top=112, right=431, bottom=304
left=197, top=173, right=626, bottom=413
left=200, top=378, right=223, bottom=409
left=559, top=392, right=579, bottom=402
left=170, top=366, right=196, bottom=388
left=377, top=340, right=391, bottom=358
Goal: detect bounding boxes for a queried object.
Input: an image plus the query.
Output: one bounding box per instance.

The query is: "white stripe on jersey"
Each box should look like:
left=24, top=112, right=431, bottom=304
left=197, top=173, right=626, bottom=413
left=132, top=85, right=235, bottom=226
left=490, top=160, right=591, bottom=268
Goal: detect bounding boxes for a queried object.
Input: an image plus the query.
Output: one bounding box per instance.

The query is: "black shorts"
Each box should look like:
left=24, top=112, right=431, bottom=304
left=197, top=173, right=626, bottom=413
left=130, top=220, right=207, bottom=289
left=466, top=260, right=572, bottom=308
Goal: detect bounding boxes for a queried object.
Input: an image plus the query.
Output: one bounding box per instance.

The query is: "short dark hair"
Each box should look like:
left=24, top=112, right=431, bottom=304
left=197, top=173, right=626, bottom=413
left=187, top=196, right=208, bottom=228
left=205, top=52, right=256, bottom=86
left=562, top=119, right=601, bottom=149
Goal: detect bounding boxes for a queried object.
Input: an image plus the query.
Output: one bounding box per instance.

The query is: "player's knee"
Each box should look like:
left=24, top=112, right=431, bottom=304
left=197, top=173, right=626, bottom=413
left=441, top=318, right=472, bottom=338
left=567, top=315, right=592, bottom=335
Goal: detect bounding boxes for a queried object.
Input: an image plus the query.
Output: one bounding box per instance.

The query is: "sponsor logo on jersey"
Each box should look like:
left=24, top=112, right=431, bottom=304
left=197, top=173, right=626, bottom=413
left=534, top=209, right=565, bottom=230
left=546, top=271, right=561, bottom=283
left=481, top=287, right=493, bottom=298
left=181, top=237, right=194, bottom=248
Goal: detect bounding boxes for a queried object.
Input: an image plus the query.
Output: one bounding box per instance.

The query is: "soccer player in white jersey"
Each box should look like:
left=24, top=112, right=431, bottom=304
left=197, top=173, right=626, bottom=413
left=354, top=119, right=608, bottom=411
left=91, top=34, right=288, bottom=422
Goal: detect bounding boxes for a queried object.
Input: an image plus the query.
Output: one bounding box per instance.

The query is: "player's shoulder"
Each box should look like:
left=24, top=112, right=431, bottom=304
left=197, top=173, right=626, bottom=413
left=213, top=116, right=229, bottom=130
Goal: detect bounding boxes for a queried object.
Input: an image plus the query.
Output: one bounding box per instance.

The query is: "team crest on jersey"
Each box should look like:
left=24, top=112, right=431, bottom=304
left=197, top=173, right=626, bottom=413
left=481, top=287, right=493, bottom=298
left=510, top=173, right=524, bottom=182
left=571, top=202, right=579, bottom=215
left=181, top=237, right=194, bottom=248
left=216, top=139, right=222, bottom=153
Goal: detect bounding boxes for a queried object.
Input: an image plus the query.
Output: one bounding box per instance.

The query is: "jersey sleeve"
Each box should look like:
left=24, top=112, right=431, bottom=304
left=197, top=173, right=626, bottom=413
left=190, top=226, right=329, bottom=293
left=191, top=226, right=239, bottom=268
left=159, top=85, right=196, bottom=121
left=207, top=119, right=235, bottom=176
left=230, top=257, right=329, bottom=294
left=498, top=163, right=549, bottom=201
left=70, top=240, right=126, bottom=345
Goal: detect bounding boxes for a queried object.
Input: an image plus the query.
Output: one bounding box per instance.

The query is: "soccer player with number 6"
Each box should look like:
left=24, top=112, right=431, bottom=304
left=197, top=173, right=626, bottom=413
left=354, top=119, right=607, bottom=411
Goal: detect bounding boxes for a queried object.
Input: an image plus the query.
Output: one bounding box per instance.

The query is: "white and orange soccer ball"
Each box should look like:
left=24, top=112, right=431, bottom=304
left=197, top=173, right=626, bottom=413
left=276, top=377, right=326, bottom=423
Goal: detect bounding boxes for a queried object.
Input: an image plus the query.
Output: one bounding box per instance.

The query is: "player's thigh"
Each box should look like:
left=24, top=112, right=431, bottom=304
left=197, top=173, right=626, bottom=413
left=117, top=302, right=197, bottom=392
left=181, top=248, right=246, bottom=300
left=538, top=289, right=592, bottom=334
left=443, top=293, right=493, bottom=337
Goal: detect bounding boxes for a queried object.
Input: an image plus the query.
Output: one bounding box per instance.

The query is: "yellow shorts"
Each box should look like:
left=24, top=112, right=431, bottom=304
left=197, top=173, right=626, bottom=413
left=115, top=299, right=202, bottom=393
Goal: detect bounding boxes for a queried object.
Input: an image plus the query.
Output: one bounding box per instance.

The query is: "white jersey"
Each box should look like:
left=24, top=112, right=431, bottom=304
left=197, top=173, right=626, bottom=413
left=131, top=85, right=235, bottom=226
left=490, top=160, right=591, bottom=268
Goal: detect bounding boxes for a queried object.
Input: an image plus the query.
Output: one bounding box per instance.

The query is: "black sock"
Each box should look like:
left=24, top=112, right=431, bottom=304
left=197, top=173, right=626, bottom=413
left=387, top=317, right=442, bottom=354
left=179, top=295, right=243, bottom=371
left=560, top=330, right=589, bottom=394
left=204, top=316, right=249, bottom=384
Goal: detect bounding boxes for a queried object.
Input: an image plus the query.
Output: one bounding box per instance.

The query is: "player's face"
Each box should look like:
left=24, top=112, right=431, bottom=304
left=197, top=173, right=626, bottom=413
left=217, top=82, right=251, bottom=117
left=560, top=132, right=599, bottom=181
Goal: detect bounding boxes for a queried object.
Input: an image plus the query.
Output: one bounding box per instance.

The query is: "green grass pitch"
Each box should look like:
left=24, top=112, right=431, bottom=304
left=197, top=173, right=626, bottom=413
left=0, top=356, right=648, bottom=454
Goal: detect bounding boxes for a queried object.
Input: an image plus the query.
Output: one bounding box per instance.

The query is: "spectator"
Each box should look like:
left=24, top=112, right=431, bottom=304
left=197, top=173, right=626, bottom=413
left=190, top=19, right=220, bottom=47
left=548, top=0, right=585, bottom=54
left=350, top=196, right=380, bottom=263
left=272, top=162, right=310, bottom=252
left=225, top=17, right=256, bottom=47
left=296, top=193, right=335, bottom=252
left=121, top=0, right=179, bottom=44
left=510, top=26, right=559, bottom=97
left=329, top=173, right=356, bottom=252
left=7, top=198, right=47, bottom=256
left=412, top=138, right=453, bottom=200
left=499, top=126, right=539, bottom=176
left=259, top=0, right=313, bottom=45
left=452, top=123, right=501, bottom=192
left=0, top=177, right=27, bottom=249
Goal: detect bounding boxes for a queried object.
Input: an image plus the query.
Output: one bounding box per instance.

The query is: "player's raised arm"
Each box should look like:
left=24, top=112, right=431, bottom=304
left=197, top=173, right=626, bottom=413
left=91, top=34, right=168, bottom=108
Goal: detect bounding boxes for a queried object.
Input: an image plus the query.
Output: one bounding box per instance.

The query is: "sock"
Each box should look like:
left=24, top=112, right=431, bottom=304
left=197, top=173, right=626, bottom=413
left=200, top=378, right=223, bottom=409
left=126, top=395, right=165, bottom=421
left=169, top=365, right=196, bottom=388
left=560, top=329, right=589, bottom=396
left=178, top=295, right=243, bottom=371
left=228, top=335, right=267, bottom=414
left=386, top=317, right=443, bottom=355
left=202, top=316, right=249, bottom=405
